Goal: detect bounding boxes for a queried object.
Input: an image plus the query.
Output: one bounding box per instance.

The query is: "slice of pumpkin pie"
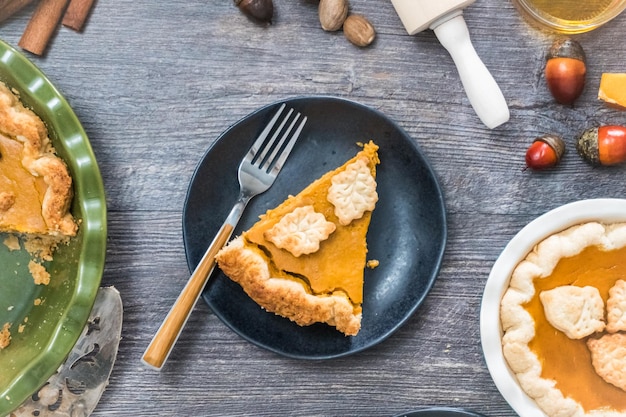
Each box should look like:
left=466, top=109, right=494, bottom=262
left=216, top=141, right=379, bottom=336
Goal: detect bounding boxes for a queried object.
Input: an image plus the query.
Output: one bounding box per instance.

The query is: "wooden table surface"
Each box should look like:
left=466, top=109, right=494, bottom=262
left=2, top=1, right=626, bottom=416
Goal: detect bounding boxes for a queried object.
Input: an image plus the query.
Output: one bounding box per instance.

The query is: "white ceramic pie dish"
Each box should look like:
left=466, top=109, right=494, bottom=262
left=480, top=198, right=626, bottom=417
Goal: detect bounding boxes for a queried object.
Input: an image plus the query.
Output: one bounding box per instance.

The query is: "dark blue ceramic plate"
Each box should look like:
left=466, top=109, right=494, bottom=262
left=393, top=407, right=487, bottom=417
left=183, top=96, right=447, bottom=359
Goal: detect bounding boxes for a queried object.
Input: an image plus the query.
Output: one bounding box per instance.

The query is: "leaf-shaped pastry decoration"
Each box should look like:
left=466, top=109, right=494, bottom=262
left=588, top=333, right=626, bottom=392
left=264, top=205, right=336, bottom=257
left=327, top=158, right=378, bottom=226
left=540, top=285, right=605, bottom=339
left=607, top=279, right=626, bottom=333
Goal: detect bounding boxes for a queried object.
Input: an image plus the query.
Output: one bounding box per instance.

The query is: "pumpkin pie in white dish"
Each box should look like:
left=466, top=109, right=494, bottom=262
left=500, top=221, right=626, bottom=417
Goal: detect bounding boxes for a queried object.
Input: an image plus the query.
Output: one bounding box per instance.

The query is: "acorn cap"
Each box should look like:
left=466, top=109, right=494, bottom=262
left=576, top=127, right=600, bottom=166
left=537, top=134, right=566, bottom=160
left=547, top=38, right=586, bottom=63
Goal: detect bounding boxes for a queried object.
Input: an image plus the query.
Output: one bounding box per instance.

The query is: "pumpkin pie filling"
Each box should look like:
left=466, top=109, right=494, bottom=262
left=216, top=141, right=379, bottom=335
left=243, top=177, right=371, bottom=307
left=526, top=245, right=626, bottom=412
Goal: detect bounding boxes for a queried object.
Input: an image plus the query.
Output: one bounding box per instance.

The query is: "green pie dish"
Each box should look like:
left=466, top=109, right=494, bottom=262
left=0, top=40, right=107, bottom=415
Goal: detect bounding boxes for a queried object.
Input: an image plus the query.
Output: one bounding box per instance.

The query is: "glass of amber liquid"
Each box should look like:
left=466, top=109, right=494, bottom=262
left=513, top=0, right=626, bottom=33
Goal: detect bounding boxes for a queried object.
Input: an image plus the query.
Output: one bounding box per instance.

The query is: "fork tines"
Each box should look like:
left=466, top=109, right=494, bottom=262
left=250, top=103, right=307, bottom=174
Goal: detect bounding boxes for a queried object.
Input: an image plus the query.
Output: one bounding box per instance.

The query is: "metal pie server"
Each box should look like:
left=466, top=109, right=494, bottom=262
left=11, top=287, right=123, bottom=417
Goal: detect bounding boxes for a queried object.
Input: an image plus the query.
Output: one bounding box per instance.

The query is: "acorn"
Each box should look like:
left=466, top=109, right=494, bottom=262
left=545, top=38, right=586, bottom=105
left=234, top=0, right=273, bottom=24
left=525, top=134, right=566, bottom=170
left=576, top=125, right=626, bottom=166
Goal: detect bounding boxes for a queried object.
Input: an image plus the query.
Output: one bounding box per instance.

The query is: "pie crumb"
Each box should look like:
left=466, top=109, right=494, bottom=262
left=0, top=323, right=11, bottom=349
left=3, top=234, right=20, bottom=251
left=28, top=260, right=50, bottom=285
left=0, top=191, right=15, bottom=211
left=366, top=259, right=379, bottom=269
left=4, top=234, right=67, bottom=284
left=23, top=235, right=67, bottom=262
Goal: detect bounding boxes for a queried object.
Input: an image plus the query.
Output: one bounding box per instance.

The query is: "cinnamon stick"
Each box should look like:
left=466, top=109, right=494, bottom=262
left=0, top=0, right=36, bottom=24
left=62, top=0, right=94, bottom=31
left=18, top=0, right=69, bottom=55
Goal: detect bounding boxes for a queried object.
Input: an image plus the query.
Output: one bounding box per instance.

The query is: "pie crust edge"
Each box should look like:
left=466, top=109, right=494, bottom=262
left=216, top=236, right=362, bottom=336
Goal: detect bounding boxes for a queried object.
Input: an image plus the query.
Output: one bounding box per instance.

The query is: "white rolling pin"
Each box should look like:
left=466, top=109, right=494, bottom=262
left=390, top=0, right=510, bottom=129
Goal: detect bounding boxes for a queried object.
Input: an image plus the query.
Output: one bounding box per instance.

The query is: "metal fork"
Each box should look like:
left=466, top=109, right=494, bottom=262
left=142, top=104, right=307, bottom=370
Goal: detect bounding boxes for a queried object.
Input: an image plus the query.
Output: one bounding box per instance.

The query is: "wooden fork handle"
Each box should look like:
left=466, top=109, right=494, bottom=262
left=142, top=222, right=234, bottom=370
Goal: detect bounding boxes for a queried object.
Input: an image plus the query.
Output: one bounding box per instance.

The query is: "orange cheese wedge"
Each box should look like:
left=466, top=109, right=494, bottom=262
left=598, top=73, right=626, bottom=109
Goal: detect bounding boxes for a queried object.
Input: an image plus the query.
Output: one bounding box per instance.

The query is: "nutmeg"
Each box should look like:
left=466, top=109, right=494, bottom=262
left=343, top=14, right=375, bottom=47
left=318, top=0, right=348, bottom=31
